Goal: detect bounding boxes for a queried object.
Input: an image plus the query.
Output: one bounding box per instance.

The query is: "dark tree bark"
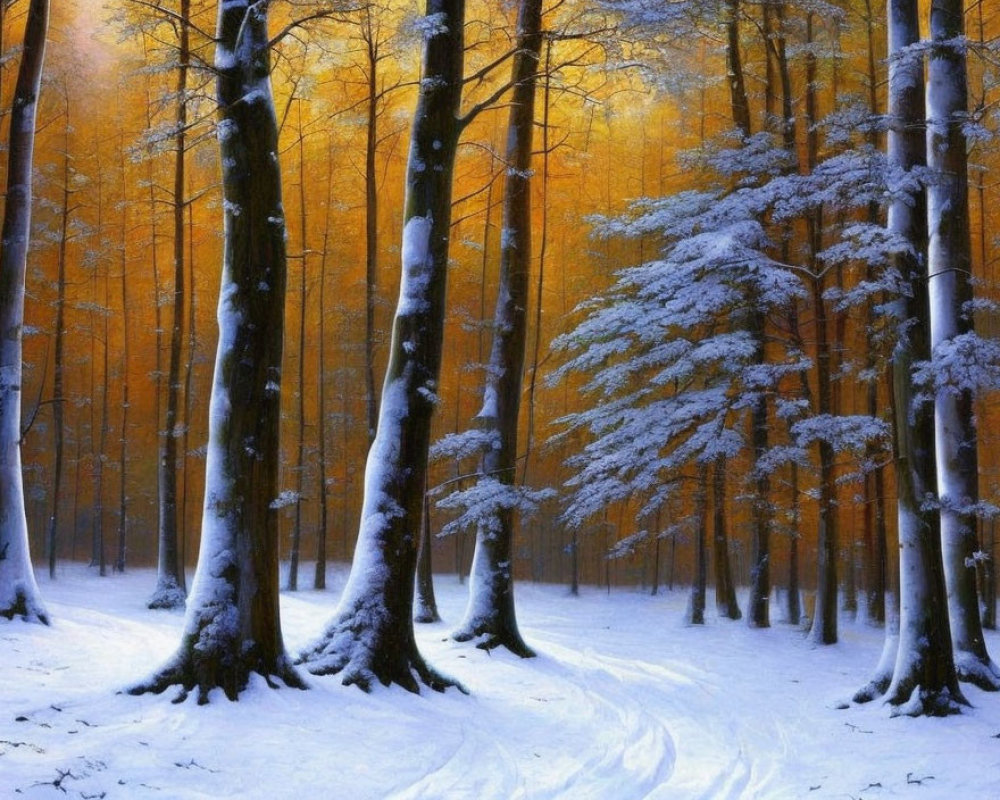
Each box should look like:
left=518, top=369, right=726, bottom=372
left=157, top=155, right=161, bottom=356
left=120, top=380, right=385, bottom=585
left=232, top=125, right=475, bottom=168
left=45, top=96, right=71, bottom=581
left=0, top=0, right=49, bottom=624
left=297, top=0, right=467, bottom=693
left=926, top=0, right=999, bottom=691
left=451, top=0, right=543, bottom=658
left=805, top=12, right=838, bottom=646
left=116, top=138, right=132, bottom=573
left=687, top=466, right=709, bottom=625
left=414, top=483, right=440, bottom=623
left=712, top=456, right=740, bottom=620
left=859, top=0, right=966, bottom=715
left=130, top=0, right=303, bottom=703
left=149, top=0, right=191, bottom=610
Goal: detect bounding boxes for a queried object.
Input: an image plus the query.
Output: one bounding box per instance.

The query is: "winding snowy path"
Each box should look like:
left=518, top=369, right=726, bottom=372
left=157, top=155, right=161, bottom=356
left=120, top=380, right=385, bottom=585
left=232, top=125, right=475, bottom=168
left=2, top=566, right=998, bottom=798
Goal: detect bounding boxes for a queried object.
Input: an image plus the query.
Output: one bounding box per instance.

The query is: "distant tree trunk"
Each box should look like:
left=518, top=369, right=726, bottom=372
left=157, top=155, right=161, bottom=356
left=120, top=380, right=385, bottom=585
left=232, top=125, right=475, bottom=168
left=46, top=96, right=70, bottom=581
left=116, top=139, right=131, bottom=573
left=364, top=13, right=380, bottom=448
left=973, top=2, right=996, bottom=633
left=712, top=456, right=740, bottom=619
left=314, top=143, right=335, bottom=592
left=806, top=12, right=838, bottom=646
left=871, top=0, right=965, bottom=715
left=298, top=0, right=467, bottom=693
left=452, top=0, right=542, bottom=658
left=787, top=459, right=801, bottom=625
left=130, top=0, right=303, bottom=703
left=287, top=98, right=309, bottom=592
left=414, top=481, right=440, bottom=623
left=688, top=466, right=709, bottom=625
left=0, top=0, right=49, bottom=624
left=861, top=0, right=888, bottom=628
left=650, top=506, right=661, bottom=596
left=149, top=0, right=190, bottom=610
left=927, top=0, right=1000, bottom=691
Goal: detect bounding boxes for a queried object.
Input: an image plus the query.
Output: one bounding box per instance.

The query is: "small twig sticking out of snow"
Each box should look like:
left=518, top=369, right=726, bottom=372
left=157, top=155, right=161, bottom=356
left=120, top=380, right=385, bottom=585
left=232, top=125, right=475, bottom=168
left=906, top=773, right=934, bottom=785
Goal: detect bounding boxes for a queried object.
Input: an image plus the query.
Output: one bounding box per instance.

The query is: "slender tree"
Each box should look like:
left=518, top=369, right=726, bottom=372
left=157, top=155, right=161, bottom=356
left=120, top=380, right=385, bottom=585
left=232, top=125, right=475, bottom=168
left=450, top=0, right=544, bottom=657
left=298, top=0, right=471, bottom=692
left=130, top=0, right=303, bottom=702
left=0, top=0, right=49, bottom=624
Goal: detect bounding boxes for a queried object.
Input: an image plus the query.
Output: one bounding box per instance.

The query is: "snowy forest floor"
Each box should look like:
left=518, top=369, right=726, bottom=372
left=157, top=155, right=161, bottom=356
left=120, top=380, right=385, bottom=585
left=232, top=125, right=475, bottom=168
left=2, top=564, right=999, bottom=799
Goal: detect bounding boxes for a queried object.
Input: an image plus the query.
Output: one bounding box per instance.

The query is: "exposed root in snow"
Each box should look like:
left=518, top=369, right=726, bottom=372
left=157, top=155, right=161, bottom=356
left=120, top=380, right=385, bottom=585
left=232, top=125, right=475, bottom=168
left=298, top=610, right=466, bottom=694
left=451, top=618, right=536, bottom=658
left=853, top=632, right=897, bottom=704
left=885, top=684, right=967, bottom=718
left=127, top=648, right=305, bottom=704
left=954, top=651, right=1000, bottom=692
left=146, top=580, right=186, bottom=611
left=0, top=588, right=49, bottom=625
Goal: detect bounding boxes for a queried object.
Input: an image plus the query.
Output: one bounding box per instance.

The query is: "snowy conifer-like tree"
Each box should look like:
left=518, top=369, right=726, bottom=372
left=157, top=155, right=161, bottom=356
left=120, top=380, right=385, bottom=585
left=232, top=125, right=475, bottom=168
left=130, top=0, right=303, bottom=702
left=0, top=0, right=49, bottom=625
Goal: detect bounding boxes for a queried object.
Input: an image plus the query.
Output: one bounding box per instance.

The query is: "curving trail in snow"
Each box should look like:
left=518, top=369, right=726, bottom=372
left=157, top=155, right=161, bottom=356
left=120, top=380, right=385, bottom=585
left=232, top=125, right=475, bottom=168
left=2, top=566, right=999, bottom=799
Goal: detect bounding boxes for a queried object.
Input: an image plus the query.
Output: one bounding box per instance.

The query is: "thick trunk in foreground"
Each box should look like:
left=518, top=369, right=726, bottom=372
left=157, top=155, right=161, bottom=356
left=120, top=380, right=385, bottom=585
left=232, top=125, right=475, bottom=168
left=0, top=0, right=49, bottom=624
left=452, top=0, right=542, bottom=658
left=861, top=0, right=965, bottom=715
left=926, top=0, right=999, bottom=691
left=130, top=0, right=302, bottom=702
left=149, top=0, right=191, bottom=610
left=298, top=0, right=466, bottom=693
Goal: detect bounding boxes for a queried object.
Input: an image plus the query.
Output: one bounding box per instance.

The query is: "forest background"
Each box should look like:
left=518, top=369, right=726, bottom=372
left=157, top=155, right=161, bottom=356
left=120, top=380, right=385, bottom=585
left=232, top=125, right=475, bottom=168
left=1, top=0, right=999, bottom=619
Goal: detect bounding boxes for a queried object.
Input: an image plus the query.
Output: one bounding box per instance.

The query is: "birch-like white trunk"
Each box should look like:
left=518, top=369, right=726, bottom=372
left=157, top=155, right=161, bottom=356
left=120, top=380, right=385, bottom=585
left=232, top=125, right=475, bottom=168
left=926, top=0, right=1000, bottom=691
left=0, top=0, right=49, bottom=625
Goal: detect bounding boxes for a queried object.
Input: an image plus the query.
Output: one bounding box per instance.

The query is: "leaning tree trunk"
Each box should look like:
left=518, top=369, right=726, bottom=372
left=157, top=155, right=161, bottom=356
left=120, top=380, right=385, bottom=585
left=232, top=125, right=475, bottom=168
left=149, top=0, right=191, bottom=610
left=926, top=0, right=1000, bottom=691
left=865, top=0, right=965, bottom=715
left=0, top=0, right=49, bottom=625
left=297, top=0, right=466, bottom=693
left=130, top=0, right=303, bottom=703
left=451, top=0, right=542, bottom=658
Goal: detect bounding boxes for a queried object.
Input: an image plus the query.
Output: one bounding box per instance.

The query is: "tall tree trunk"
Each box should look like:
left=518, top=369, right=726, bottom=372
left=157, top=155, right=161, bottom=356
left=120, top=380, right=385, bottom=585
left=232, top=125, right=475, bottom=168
left=452, top=0, right=542, bottom=657
left=116, top=135, right=131, bottom=573
left=287, top=98, right=309, bottom=592
left=364, top=13, right=380, bottom=448
left=927, top=0, right=1000, bottom=691
left=0, top=0, right=49, bottom=624
left=130, top=0, right=303, bottom=703
left=712, top=455, right=740, bottom=619
left=298, top=0, right=467, bottom=693
left=806, top=12, right=838, bottom=646
left=149, top=0, right=190, bottom=610
left=860, top=0, right=889, bottom=629
left=870, top=0, right=965, bottom=715
left=46, top=96, right=70, bottom=581
left=314, top=141, right=335, bottom=592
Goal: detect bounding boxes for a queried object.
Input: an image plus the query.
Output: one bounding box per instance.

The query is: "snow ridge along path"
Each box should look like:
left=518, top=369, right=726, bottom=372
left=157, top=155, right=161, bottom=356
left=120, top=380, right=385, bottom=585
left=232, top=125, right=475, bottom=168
left=2, top=565, right=999, bottom=798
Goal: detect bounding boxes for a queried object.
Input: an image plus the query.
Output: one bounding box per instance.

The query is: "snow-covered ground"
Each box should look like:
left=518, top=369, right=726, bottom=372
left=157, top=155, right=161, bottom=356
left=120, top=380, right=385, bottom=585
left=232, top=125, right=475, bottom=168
left=2, top=564, right=998, bottom=799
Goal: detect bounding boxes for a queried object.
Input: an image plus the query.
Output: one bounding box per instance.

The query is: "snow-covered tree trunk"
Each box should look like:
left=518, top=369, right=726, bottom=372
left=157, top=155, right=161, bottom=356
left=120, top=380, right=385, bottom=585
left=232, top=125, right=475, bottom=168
left=297, top=0, right=466, bottom=693
left=149, top=0, right=191, bottom=611
left=0, top=0, right=49, bottom=625
left=451, top=0, right=542, bottom=658
left=926, top=0, right=1000, bottom=691
left=874, top=0, right=964, bottom=715
left=130, top=0, right=303, bottom=702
